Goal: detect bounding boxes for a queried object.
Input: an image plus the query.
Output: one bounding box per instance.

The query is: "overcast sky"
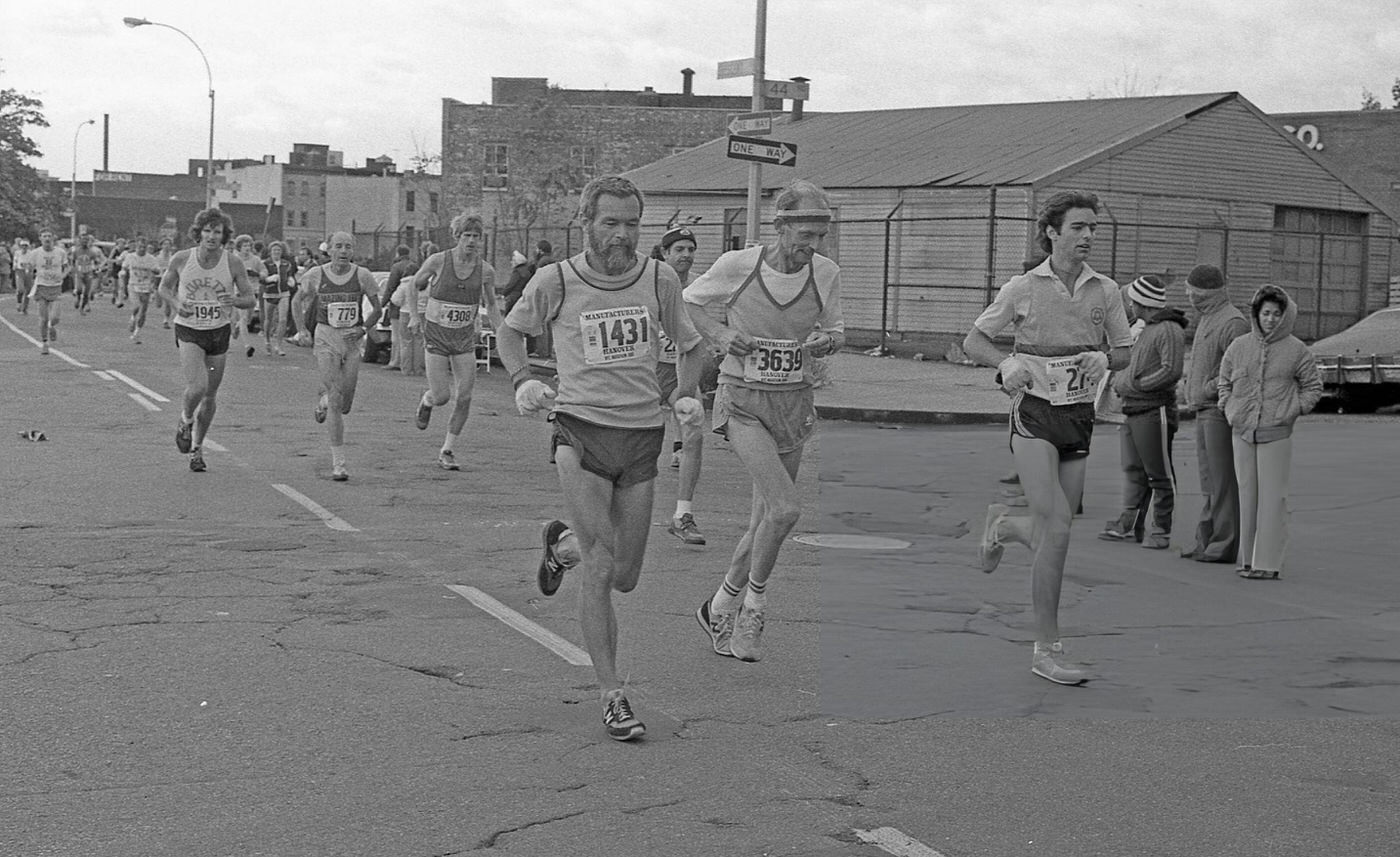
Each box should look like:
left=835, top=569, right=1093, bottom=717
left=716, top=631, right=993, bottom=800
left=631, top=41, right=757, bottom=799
left=4, top=0, right=1398, bottom=181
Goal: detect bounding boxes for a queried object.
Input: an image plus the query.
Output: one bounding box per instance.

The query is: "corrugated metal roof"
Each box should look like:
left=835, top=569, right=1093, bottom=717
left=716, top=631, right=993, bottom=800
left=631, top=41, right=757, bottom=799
left=625, top=92, right=1236, bottom=192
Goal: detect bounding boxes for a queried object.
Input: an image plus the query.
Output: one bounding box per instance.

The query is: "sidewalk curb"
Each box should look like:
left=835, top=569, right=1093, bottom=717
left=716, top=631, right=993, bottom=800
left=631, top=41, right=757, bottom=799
left=816, top=405, right=1007, bottom=425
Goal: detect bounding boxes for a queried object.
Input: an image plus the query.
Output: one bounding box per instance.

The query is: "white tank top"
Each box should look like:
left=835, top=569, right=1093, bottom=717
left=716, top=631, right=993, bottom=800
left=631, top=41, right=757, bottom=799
left=175, top=249, right=235, bottom=330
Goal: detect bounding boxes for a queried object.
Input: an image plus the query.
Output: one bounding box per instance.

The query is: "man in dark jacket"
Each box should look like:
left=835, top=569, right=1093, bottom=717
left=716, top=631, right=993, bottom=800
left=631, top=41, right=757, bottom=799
left=1180, top=264, right=1249, bottom=564
left=1100, top=274, right=1188, bottom=549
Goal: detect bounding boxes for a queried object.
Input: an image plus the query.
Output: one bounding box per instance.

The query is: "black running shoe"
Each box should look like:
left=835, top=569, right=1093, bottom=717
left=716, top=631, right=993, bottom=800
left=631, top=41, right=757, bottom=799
left=537, top=519, right=572, bottom=596
left=175, top=421, right=193, bottom=454
left=602, top=692, right=645, bottom=742
left=415, top=400, right=432, bottom=430
left=189, top=449, right=206, bottom=473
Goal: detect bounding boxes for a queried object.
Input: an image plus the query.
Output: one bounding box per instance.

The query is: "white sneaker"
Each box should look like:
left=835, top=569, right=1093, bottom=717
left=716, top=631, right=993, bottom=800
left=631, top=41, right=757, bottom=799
left=730, top=603, right=766, bottom=662
left=1031, top=642, right=1090, bottom=685
left=979, top=503, right=1009, bottom=573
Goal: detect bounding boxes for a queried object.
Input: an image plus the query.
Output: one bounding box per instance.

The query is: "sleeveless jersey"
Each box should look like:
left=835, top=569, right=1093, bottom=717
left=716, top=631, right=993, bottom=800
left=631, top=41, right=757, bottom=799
left=175, top=249, right=235, bottom=330
left=313, top=265, right=364, bottom=329
left=74, top=246, right=103, bottom=275
left=424, top=252, right=483, bottom=337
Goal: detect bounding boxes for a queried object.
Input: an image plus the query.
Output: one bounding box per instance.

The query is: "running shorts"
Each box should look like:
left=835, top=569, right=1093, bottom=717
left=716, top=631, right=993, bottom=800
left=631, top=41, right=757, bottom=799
left=424, top=321, right=476, bottom=357
left=711, top=382, right=816, bottom=455
left=550, top=411, right=664, bottom=488
left=174, top=323, right=232, bottom=357
left=1010, top=392, right=1095, bottom=459
left=33, top=285, right=62, bottom=303
left=314, top=324, right=363, bottom=366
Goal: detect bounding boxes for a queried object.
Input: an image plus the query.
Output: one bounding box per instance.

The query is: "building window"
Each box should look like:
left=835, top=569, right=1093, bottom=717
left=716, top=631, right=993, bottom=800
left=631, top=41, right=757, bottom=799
left=300, top=181, right=309, bottom=197
left=405, top=191, right=416, bottom=212
left=300, top=211, right=308, bottom=227
left=319, top=183, right=325, bottom=197
left=287, top=210, right=295, bottom=227
left=429, top=192, right=439, bottom=214
left=405, top=225, right=416, bottom=248
left=483, top=143, right=509, bottom=189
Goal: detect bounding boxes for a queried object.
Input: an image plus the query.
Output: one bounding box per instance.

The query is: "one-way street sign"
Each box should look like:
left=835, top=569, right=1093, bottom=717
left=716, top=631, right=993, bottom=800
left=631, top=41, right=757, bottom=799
left=726, top=135, right=797, bottom=167
left=727, top=111, right=774, bottom=136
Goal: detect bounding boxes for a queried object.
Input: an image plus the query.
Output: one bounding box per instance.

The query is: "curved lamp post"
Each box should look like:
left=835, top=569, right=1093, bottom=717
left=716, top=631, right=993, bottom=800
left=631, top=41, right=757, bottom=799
left=70, top=118, right=96, bottom=245
left=123, top=16, right=215, bottom=208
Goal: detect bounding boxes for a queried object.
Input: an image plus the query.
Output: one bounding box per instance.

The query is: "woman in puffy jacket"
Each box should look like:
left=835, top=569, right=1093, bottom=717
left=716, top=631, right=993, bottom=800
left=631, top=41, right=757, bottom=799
left=1217, top=284, right=1322, bottom=580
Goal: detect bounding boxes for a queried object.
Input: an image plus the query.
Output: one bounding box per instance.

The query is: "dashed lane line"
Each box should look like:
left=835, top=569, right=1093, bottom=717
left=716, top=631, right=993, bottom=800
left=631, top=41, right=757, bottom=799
left=129, top=392, right=161, bottom=412
left=107, top=369, right=170, bottom=402
left=445, top=584, right=593, bottom=667
left=271, top=483, right=359, bottom=532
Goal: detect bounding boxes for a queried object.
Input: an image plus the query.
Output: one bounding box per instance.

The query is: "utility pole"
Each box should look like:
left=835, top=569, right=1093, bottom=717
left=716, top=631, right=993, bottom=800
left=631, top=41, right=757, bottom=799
left=746, top=0, right=767, bottom=247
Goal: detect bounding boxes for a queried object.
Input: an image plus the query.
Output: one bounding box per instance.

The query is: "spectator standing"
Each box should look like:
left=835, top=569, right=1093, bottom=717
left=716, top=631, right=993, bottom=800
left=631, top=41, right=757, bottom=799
left=0, top=239, right=12, bottom=296
left=499, top=249, right=533, bottom=316
left=1098, top=275, right=1187, bottom=549
left=1181, top=264, right=1250, bottom=565
left=1217, top=284, right=1323, bottom=581
left=382, top=245, right=416, bottom=370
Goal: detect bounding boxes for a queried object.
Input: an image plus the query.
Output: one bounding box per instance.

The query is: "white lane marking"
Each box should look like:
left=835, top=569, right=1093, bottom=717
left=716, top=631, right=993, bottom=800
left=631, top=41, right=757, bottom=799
left=94, top=370, right=112, bottom=381
left=204, top=439, right=228, bottom=453
left=1, top=315, right=90, bottom=367
left=445, top=584, right=593, bottom=667
left=107, top=369, right=171, bottom=402
left=854, top=828, right=948, bottom=857
left=271, top=483, right=358, bottom=532
left=129, top=393, right=161, bottom=412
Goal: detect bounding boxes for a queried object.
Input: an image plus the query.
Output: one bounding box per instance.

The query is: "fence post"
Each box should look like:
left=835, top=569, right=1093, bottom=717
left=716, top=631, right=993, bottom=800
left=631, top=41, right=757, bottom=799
left=881, top=199, right=904, bottom=353
left=984, top=186, right=998, bottom=307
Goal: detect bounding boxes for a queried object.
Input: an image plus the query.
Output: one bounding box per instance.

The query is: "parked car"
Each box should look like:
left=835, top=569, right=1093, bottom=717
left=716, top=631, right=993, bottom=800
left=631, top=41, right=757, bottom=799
left=1309, top=306, right=1400, bottom=412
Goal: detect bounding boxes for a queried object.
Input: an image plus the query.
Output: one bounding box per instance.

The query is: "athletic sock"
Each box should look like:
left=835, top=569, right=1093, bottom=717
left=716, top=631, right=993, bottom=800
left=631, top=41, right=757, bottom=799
left=442, top=432, right=458, bottom=454
left=331, top=445, right=346, bottom=468
left=674, top=500, right=693, bottom=520
left=744, top=579, right=768, bottom=612
left=420, top=390, right=434, bottom=408
left=710, top=580, right=744, bottom=616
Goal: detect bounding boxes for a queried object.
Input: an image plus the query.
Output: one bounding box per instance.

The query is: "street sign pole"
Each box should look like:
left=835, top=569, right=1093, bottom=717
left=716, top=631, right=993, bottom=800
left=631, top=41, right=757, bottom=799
left=746, top=0, right=767, bottom=247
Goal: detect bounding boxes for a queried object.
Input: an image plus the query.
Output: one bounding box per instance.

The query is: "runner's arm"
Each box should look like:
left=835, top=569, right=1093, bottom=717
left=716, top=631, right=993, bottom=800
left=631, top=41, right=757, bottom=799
left=480, top=265, right=505, bottom=333
left=408, top=254, right=440, bottom=328
left=359, top=269, right=383, bottom=331
left=291, top=269, right=318, bottom=322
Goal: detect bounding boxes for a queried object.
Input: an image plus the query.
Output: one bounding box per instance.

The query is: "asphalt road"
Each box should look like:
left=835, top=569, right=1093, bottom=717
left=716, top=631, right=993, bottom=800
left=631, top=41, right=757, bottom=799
left=2, top=297, right=1398, bottom=857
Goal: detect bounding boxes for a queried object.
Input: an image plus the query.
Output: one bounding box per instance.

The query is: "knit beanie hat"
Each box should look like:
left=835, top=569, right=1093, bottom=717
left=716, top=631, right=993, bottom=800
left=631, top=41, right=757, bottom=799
left=1187, top=264, right=1225, bottom=290
left=1126, top=275, right=1166, bottom=308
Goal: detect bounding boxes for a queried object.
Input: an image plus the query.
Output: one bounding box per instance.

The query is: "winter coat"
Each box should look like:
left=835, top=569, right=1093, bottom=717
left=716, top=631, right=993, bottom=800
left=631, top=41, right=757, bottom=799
left=1114, top=306, right=1187, bottom=415
left=1185, top=287, right=1249, bottom=409
left=1218, top=284, right=1323, bottom=443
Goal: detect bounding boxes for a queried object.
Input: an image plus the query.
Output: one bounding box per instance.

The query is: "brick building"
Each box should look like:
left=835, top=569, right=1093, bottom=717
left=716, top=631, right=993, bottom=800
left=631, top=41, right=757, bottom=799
left=440, top=71, right=780, bottom=262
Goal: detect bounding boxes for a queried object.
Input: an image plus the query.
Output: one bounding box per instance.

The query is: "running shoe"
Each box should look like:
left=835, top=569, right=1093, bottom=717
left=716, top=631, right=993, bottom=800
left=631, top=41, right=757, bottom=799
left=667, top=513, right=706, bottom=545
left=1031, top=641, right=1090, bottom=685
left=415, top=400, right=432, bottom=430
left=696, top=600, right=735, bottom=657
left=1142, top=534, right=1171, bottom=550
left=602, top=690, right=645, bottom=742
left=175, top=420, right=193, bottom=454
left=188, top=449, right=207, bottom=473
left=979, top=503, right=1010, bottom=573
left=39, top=342, right=49, bottom=356
left=1098, top=521, right=1135, bottom=541
left=729, top=604, right=765, bottom=662
left=314, top=394, right=328, bottom=424
left=331, top=463, right=349, bottom=482
left=130, top=331, right=141, bottom=344
left=438, top=450, right=460, bottom=471
left=246, top=344, right=256, bottom=358
left=537, top=519, right=573, bottom=596
left=669, top=450, right=682, bottom=470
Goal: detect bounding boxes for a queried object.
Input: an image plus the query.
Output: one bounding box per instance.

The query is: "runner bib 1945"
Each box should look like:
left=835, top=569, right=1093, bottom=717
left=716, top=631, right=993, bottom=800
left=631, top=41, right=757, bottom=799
left=743, top=337, right=804, bottom=384
left=580, top=305, right=652, bottom=365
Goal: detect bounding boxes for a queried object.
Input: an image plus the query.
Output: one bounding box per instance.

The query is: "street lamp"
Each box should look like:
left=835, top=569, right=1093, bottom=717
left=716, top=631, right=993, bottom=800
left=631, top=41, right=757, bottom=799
left=71, top=119, right=96, bottom=246
left=122, top=16, right=215, bottom=208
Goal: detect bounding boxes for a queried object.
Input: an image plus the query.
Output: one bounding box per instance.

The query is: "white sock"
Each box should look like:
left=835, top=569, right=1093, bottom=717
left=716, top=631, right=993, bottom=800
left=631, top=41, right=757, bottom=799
left=674, top=500, right=692, bottom=520
left=420, top=390, right=434, bottom=408
left=331, top=445, right=345, bottom=467
left=743, top=587, right=767, bottom=612
left=711, top=584, right=743, bottom=616
left=442, top=432, right=458, bottom=454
